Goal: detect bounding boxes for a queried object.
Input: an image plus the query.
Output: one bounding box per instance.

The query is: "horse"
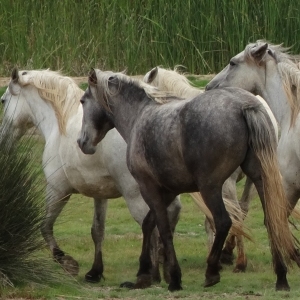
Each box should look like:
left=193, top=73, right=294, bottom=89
left=77, top=68, right=299, bottom=292
left=143, top=66, right=263, bottom=273
left=206, top=41, right=300, bottom=221
left=0, top=68, right=182, bottom=284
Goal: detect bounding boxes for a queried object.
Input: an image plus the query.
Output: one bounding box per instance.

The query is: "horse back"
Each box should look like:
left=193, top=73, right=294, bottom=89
left=179, top=88, right=263, bottom=181
left=128, top=88, right=261, bottom=193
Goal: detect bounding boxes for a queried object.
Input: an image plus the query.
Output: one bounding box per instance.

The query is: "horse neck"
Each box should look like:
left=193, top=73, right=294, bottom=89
left=22, top=86, right=60, bottom=140
left=259, top=65, right=291, bottom=130
left=110, top=92, right=153, bottom=142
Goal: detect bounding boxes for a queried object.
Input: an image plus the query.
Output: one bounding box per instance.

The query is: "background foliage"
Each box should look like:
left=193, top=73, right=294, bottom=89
left=0, top=0, right=300, bottom=76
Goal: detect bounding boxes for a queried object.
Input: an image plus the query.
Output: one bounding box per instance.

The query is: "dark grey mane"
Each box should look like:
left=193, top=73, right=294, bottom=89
left=94, top=69, right=183, bottom=107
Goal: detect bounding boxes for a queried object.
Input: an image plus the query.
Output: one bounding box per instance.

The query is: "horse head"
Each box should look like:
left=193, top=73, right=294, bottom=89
left=1, top=68, right=34, bottom=138
left=205, top=41, right=277, bottom=95
left=77, top=69, right=115, bottom=155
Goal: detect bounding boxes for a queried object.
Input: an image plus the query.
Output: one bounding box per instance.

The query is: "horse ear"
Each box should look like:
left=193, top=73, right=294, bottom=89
left=146, top=67, right=158, bottom=83
left=251, top=43, right=268, bottom=60
left=108, top=75, right=119, bottom=92
left=11, top=67, right=19, bottom=82
left=88, top=68, right=97, bottom=85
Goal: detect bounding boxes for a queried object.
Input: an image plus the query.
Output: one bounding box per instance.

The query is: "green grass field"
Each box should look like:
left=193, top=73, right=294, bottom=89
left=3, top=188, right=300, bottom=300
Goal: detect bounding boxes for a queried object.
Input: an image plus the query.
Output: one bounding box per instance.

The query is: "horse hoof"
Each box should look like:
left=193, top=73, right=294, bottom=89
left=60, top=255, right=79, bottom=276
left=120, top=274, right=152, bottom=289
left=204, top=274, right=220, bottom=287
left=233, top=264, right=247, bottom=273
left=276, top=283, right=290, bottom=291
left=85, top=272, right=101, bottom=283
left=168, top=283, right=183, bottom=291
left=134, top=274, right=152, bottom=289
left=120, top=281, right=135, bottom=289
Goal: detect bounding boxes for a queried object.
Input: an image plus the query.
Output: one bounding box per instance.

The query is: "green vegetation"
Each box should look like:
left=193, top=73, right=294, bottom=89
left=0, top=0, right=299, bottom=76
left=2, top=186, right=300, bottom=299
left=0, top=130, right=76, bottom=292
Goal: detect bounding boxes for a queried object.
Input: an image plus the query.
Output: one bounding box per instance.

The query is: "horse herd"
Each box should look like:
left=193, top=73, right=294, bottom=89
left=2, top=40, right=300, bottom=292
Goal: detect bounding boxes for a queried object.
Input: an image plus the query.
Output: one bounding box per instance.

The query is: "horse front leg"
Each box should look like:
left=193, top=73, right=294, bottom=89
left=85, top=198, right=108, bottom=283
left=199, top=185, right=232, bottom=287
left=41, top=191, right=79, bottom=275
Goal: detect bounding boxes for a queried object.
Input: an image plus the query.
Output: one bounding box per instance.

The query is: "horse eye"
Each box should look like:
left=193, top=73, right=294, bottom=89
left=22, top=71, right=27, bottom=75
left=80, top=98, right=85, bottom=104
left=229, top=60, right=236, bottom=66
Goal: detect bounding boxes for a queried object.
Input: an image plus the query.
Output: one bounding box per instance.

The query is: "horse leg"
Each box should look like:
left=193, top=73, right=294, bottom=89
left=199, top=185, right=232, bottom=287
left=120, top=209, right=157, bottom=289
left=204, top=217, right=215, bottom=253
left=220, top=174, right=247, bottom=272
left=40, top=191, right=79, bottom=275
left=161, top=199, right=182, bottom=284
left=121, top=180, right=181, bottom=284
left=137, top=184, right=181, bottom=291
left=229, top=177, right=255, bottom=272
left=239, top=176, right=256, bottom=216
left=85, top=198, right=108, bottom=283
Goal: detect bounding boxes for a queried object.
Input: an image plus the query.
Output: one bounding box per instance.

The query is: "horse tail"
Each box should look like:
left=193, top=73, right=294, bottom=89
left=242, top=103, right=296, bottom=267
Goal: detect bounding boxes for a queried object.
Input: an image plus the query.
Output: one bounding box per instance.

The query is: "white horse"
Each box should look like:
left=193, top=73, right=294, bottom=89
left=0, top=68, right=182, bottom=284
left=206, top=41, right=300, bottom=215
left=143, top=66, right=278, bottom=272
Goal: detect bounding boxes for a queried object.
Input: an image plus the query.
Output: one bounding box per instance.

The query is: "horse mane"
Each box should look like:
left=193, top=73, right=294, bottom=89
left=18, top=70, right=82, bottom=134
left=245, top=40, right=300, bottom=126
left=150, top=66, right=203, bottom=99
left=94, top=70, right=182, bottom=109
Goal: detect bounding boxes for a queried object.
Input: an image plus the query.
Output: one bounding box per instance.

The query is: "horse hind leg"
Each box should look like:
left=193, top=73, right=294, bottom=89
left=199, top=184, right=232, bottom=287
left=239, top=176, right=256, bottom=216
left=228, top=176, right=256, bottom=273
left=85, top=198, right=108, bottom=283
left=133, top=184, right=182, bottom=291
left=120, top=208, right=157, bottom=289
left=160, top=197, right=182, bottom=284
left=220, top=174, right=248, bottom=272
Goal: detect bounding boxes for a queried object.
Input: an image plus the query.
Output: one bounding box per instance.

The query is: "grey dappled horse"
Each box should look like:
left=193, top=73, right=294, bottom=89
left=0, top=68, right=181, bottom=284
left=77, top=69, right=299, bottom=292
left=143, top=66, right=264, bottom=272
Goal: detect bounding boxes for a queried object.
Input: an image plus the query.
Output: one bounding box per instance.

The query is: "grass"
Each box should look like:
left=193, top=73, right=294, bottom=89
left=2, top=189, right=300, bottom=299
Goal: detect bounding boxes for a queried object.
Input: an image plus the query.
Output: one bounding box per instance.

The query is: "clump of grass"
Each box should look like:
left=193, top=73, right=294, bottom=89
left=0, top=126, right=75, bottom=290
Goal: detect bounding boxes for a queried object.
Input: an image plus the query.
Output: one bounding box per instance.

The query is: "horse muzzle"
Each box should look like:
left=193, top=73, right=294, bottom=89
left=77, top=137, right=96, bottom=155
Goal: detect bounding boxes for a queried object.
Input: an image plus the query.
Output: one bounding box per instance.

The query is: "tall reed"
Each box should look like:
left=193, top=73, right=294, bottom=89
left=0, top=0, right=299, bottom=76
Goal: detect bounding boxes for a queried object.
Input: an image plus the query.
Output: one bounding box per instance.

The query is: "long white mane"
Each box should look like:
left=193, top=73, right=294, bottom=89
left=245, top=41, right=300, bottom=126
left=17, top=70, right=82, bottom=134
left=146, top=66, right=203, bottom=99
